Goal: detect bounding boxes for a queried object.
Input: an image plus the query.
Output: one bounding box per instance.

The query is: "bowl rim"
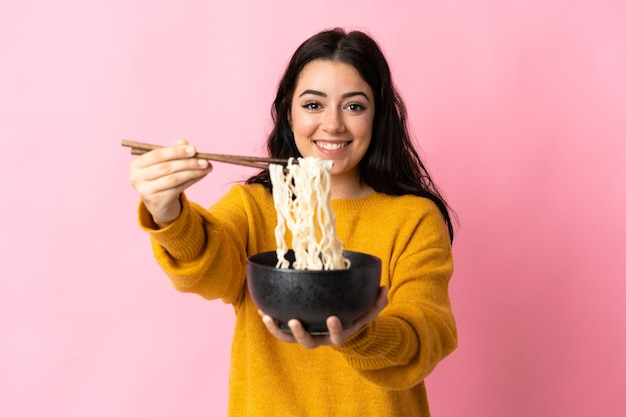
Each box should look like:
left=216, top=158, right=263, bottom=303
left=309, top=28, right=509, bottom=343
left=247, top=250, right=381, bottom=274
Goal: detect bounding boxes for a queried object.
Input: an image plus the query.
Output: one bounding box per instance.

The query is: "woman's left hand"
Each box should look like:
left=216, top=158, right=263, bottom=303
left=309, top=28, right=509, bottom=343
left=259, top=286, right=388, bottom=348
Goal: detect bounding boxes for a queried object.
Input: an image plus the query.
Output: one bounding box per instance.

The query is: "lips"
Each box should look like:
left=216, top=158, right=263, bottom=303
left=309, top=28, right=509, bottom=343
left=314, top=140, right=351, bottom=151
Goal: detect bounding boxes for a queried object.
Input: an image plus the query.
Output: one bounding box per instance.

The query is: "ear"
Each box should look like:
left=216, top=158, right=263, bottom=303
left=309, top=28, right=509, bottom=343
left=287, top=109, right=292, bottom=128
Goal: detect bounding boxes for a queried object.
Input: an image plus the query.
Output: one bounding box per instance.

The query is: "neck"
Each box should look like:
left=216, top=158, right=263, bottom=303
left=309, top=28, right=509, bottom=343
left=330, top=173, right=373, bottom=200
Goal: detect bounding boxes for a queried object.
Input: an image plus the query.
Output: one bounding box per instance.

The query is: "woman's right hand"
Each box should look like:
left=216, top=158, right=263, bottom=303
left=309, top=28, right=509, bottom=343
left=128, top=139, right=212, bottom=227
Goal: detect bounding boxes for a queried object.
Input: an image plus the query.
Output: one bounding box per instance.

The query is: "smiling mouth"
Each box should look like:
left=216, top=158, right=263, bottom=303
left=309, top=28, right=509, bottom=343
left=315, top=141, right=350, bottom=151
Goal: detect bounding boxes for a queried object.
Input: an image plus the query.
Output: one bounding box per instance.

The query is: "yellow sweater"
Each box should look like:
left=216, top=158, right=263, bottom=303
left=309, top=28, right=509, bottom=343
left=139, top=183, right=457, bottom=417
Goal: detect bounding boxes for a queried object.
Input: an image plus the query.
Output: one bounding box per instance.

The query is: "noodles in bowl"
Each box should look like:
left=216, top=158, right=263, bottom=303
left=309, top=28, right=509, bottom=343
left=247, top=250, right=381, bottom=333
left=246, top=156, right=381, bottom=333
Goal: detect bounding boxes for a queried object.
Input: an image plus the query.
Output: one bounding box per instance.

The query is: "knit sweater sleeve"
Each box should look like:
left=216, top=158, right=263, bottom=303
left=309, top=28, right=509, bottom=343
left=332, top=199, right=457, bottom=390
left=137, top=189, right=251, bottom=304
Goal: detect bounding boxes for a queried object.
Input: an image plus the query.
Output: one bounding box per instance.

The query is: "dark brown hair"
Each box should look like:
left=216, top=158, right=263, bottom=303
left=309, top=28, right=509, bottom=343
left=247, top=28, right=455, bottom=241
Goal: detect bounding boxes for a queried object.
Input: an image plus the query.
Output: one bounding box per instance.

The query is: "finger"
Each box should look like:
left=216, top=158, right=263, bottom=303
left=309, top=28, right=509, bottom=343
left=176, top=171, right=212, bottom=190
left=288, top=319, right=326, bottom=349
left=132, top=165, right=211, bottom=199
left=151, top=158, right=211, bottom=184
left=129, top=140, right=210, bottom=193
left=375, top=286, right=389, bottom=311
left=258, top=310, right=296, bottom=343
left=130, top=142, right=202, bottom=170
left=326, top=316, right=347, bottom=345
left=131, top=156, right=211, bottom=191
left=359, top=287, right=388, bottom=324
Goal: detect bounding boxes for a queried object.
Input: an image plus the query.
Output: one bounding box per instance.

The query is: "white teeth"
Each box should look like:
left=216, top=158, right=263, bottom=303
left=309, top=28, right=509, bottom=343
left=317, top=142, right=347, bottom=150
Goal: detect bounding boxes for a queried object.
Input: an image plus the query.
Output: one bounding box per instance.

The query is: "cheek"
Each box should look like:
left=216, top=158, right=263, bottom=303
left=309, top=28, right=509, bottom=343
left=291, top=113, right=317, bottom=135
left=353, top=117, right=374, bottom=140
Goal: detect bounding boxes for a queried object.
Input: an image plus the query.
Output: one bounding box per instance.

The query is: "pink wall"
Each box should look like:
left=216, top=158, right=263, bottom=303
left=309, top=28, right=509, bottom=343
left=1, top=1, right=625, bottom=416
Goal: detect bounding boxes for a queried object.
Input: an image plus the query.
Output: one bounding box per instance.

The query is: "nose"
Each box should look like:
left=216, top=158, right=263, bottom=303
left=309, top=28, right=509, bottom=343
left=321, top=107, right=345, bottom=133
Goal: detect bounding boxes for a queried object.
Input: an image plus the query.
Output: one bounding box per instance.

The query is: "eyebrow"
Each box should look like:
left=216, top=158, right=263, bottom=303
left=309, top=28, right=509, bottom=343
left=298, top=89, right=371, bottom=102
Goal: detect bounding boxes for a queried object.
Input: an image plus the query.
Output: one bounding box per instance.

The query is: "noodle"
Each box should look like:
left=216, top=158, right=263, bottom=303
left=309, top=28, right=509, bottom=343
left=269, top=157, right=350, bottom=270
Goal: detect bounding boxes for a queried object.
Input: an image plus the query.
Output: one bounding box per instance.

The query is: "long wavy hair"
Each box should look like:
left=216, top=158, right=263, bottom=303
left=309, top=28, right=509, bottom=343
left=246, top=28, right=455, bottom=242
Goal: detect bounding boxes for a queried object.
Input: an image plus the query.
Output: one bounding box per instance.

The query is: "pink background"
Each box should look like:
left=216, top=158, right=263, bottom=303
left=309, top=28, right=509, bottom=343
left=1, top=1, right=625, bottom=416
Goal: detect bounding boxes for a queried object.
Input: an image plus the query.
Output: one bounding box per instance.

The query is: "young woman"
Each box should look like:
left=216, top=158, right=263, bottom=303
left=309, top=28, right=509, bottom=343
left=129, top=28, right=457, bottom=417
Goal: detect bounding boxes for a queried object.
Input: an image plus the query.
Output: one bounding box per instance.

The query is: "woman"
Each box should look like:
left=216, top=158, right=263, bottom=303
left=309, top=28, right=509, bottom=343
left=129, top=28, right=457, bottom=417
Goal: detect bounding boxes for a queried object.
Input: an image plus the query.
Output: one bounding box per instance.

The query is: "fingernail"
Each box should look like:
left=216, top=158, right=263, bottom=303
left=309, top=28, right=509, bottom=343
left=198, top=159, right=208, bottom=168
left=185, top=146, right=195, bottom=156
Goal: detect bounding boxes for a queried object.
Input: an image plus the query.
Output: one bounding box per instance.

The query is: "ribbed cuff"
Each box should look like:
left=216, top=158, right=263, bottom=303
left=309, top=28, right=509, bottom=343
left=138, top=194, right=208, bottom=262
left=333, top=315, right=416, bottom=370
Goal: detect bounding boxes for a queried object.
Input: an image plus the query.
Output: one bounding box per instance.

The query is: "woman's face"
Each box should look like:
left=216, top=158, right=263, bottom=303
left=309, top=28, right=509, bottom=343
left=289, top=59, right=375, bottom=179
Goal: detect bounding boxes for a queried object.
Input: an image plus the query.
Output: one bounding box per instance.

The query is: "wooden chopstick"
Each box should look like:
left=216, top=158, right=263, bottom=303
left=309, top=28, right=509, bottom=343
left=121, top=140, right=292, bottom=170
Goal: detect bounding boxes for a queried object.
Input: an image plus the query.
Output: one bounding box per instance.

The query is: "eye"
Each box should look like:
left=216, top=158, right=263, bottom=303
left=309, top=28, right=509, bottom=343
left=302, top=101, right=322, bottom=111
left=345, top=102, right=366, bottom=112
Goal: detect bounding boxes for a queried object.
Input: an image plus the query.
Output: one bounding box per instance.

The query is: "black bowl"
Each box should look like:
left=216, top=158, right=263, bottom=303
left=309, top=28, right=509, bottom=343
left=247, top=250, right=381, bottom=334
